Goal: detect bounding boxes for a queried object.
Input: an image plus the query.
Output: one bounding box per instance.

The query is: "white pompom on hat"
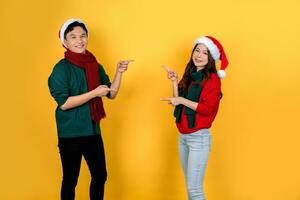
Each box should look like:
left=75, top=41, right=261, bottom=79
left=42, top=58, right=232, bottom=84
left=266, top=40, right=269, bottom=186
left=59, top=18, right=88, bottom=47
left=194, top=36, right=229, bottom=79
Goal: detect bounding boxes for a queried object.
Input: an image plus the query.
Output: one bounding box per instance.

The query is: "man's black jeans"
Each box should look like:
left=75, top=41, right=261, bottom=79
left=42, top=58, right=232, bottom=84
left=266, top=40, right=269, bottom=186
left=58, top=134, right=107, bottom=200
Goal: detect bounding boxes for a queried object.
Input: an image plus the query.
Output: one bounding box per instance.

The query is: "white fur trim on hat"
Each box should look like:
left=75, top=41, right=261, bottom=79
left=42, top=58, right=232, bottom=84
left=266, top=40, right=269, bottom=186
left=59, top=18, right=88, bottom=47
left=217, top=70, right=226, bottom=79
left=194, top=36, right=220, bottom=62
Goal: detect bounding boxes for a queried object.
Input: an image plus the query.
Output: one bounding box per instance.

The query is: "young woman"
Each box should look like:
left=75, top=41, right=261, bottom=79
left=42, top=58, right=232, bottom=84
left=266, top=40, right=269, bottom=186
left=48, top=18, right=133, bottom=200
left=161, top=36, right=228, bottom=200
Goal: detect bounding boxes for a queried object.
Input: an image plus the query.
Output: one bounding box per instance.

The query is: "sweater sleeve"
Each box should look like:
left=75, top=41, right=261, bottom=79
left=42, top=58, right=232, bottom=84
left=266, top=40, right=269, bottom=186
left=48, top=62, right=70, bottom=106
left=98, top=64, right=112, bottom=97
left=196, top=74, right=221, bottom=116
left=98, top=64, right=111, bottom=87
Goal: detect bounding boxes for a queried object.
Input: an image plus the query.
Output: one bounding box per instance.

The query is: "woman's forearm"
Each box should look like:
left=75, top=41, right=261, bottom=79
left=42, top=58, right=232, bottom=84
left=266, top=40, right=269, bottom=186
left=180, top=97, right=198, bottom=111
left=173, top=80, right=178, bottom=97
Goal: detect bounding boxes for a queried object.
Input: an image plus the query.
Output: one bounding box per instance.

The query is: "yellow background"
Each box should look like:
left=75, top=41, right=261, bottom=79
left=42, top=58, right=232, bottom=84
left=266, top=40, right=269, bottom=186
left=1, top=0, right=300, bottom=199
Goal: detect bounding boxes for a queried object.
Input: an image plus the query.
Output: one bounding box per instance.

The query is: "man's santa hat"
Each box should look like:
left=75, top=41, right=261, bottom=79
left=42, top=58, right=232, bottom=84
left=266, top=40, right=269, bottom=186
left=59, top=18, right=88, bottom=47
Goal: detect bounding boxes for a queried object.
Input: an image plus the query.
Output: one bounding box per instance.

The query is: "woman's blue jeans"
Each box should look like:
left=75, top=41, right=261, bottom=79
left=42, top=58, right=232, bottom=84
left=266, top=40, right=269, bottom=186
left=179, top=129, right=211, bottom=200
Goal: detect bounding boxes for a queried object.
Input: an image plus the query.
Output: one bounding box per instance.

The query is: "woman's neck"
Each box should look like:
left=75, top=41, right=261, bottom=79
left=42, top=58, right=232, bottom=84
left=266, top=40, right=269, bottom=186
left=196, top=66, right=205, bottom=71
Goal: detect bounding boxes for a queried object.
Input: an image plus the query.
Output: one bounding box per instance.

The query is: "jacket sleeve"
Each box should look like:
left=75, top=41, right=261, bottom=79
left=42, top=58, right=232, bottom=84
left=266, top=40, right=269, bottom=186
left=48, top=63, right=70, bottom=106
left=196, top=74, right=221, bottom=116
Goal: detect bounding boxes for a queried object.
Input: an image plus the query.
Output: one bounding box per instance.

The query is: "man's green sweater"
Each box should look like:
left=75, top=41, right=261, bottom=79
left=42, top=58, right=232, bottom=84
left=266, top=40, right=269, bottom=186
left=48, top=59, right=111, bottom=138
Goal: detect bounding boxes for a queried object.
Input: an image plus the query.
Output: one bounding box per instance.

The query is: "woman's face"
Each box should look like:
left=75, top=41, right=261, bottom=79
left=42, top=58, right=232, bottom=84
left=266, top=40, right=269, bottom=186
left=192, top=44, right=208, bottom=70
left=64, top=26, right=88, bottom=54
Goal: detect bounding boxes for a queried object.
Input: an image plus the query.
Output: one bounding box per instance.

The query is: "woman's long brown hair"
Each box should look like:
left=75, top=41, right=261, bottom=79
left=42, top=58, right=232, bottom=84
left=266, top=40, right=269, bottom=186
left=178, top=44, right=218, bottom=92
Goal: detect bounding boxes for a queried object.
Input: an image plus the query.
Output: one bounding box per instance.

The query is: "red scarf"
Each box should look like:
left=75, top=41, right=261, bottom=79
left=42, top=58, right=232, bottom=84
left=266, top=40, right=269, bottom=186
left=65, top=49, right=106, bottom=122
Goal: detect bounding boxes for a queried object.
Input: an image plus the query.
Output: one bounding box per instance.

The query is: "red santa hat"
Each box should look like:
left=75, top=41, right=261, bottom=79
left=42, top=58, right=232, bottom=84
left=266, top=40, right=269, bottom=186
left=194, top=36, right=229, bottom=79
left=59, top=18, right=88, bottom=47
